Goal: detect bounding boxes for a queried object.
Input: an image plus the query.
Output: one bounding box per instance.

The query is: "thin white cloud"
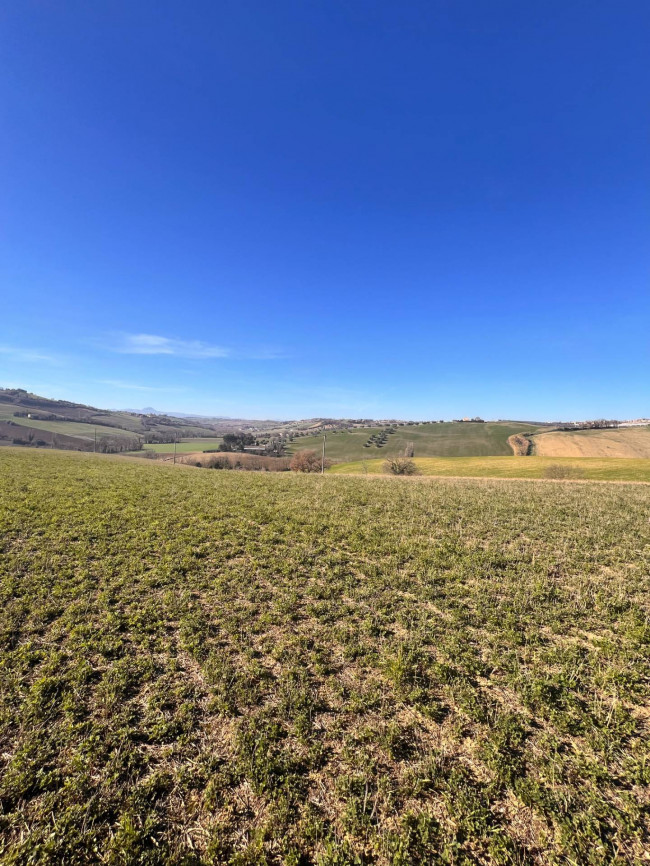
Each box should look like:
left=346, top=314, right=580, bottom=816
left=103, top=332, right=287, bottom=360
left=109, top=333, right=230, bottom=359
left=98, top=379, right=186, bottom=392
left=0, top=345, right=61, bottom=364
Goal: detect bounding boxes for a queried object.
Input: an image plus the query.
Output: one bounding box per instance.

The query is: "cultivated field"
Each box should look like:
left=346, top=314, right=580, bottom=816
left=329, top=456, right=650, bottom=482
left=291, top=422, right=541, bottom=462
left=0, top=406, right=136, bottom=441
left=0, top=391, right=216, bottom=451
left=530, top=427, right=650, bottom=458
left=1, top=449, right=649, bottom=864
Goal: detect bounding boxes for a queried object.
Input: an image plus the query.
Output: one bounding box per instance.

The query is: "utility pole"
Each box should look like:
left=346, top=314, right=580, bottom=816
left=173, top=435, right=177, bottom=465
left=94, top=427, right=97, bottom=453
left=321, top=434, right=326, bottom=474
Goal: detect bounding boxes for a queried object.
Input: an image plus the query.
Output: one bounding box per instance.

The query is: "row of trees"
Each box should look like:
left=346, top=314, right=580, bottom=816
left=218, top=432, right=288, bottom=456
left=4, top=427, right=142, bottom=453
left=557, top=419, right=620, bottom=430
left=363, top=427, right=396, bottom=448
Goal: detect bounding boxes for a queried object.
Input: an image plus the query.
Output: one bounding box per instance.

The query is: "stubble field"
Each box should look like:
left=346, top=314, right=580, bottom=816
left=0, top=449, right=649, bottom=864
left=530, top=427, right=650, bottom=459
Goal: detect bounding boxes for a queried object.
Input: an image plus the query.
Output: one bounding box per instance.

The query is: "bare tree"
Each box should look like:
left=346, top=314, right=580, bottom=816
left=384, top=457, right=418, bottom=475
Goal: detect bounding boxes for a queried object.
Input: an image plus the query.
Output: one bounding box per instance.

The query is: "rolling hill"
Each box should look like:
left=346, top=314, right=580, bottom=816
left=290, top=421, right=543, bottom=461
left=6, top=387, right=648, bottom=463
left=0, top=389, right=549, bottom=459
left=0, top=388, right=218, bottom=452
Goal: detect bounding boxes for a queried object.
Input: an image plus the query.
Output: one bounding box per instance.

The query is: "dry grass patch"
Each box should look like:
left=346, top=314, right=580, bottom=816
left=531, top=426, right=650, bottom=458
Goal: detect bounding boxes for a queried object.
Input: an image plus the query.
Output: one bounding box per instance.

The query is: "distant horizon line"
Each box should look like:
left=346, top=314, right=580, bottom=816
left=1, top=385, right=647, bottom=428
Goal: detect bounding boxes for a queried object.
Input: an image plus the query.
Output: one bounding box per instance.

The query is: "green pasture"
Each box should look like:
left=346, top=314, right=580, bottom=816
left=0, top=407, right=135, bottom=439
left=290, top=421, right=540, bottom=461
left=0, top=447, right=648, bottom=863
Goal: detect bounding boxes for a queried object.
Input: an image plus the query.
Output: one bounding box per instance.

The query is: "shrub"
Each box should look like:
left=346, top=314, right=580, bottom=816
left=208, top=456, right=232, bottom=470
left=543, top=464, right=585, bottom=480
left=384, top=457, right=418, bottom=475
left=290, top=450, right=331, bottom=473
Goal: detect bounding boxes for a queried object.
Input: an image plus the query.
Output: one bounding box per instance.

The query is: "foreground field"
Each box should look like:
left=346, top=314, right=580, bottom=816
left=329, top=455, right=650, bottom=482
left=530, top=427, right=650, bottom=458
left=1, top=450, right=649, bottom=864
left=291, top=422, right=541, bottom=462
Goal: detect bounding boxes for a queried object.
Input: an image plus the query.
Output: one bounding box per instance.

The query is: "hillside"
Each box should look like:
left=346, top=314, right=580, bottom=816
left=290, top=421, right=542, bottom=461
left=529, top=425, right=650, bottom=458
left=1, top=448, right=648, bottom=864
left=0, top=388, right=547, bottom=459
left=0, top=388, right=218, bottom=452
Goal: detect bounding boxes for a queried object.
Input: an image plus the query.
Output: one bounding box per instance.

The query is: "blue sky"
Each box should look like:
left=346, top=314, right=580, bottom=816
left=1, top=1, right=648, bottom=420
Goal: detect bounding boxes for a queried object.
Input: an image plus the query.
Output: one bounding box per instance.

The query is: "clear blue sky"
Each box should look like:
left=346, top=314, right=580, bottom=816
left=1, top=1, right=648, bottom=420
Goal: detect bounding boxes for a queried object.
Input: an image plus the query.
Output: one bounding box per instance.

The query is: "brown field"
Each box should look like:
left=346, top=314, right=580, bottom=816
left=179, top=451, right=292, bottom=471
left=530, top=426, right=650, bottom=457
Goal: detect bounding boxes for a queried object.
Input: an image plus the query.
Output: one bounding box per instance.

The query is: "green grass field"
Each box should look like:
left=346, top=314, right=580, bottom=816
left=0, top=406, right=135, bottom=440
left=290, top=422, right=541, bottom=462
left=329, top=455, right=650, bottom=482
left=1, top=448, right=648, bottom=864
left=142, top=437, right=223, bottom=453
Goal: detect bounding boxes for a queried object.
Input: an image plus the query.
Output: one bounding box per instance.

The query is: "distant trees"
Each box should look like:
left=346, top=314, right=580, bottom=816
left=95, top=435, right=142, bottom=454
left=364, top=428, right=393, bottom=448
left=220, top=432, right=255, bottom=452
left=143, top=432, right=177, bottom=444
left=542, top=420, right=620, bottom=431
left=264, top=435, right=285, bottom=457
